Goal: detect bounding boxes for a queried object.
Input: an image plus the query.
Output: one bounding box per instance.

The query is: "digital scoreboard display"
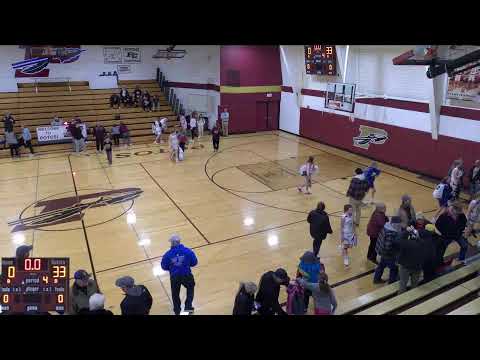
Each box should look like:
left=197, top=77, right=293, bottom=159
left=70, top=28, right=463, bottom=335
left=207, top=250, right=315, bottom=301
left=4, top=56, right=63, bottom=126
left=0, top=257, right=69, bottom=314
left=305, top=45, right=337, bottom=75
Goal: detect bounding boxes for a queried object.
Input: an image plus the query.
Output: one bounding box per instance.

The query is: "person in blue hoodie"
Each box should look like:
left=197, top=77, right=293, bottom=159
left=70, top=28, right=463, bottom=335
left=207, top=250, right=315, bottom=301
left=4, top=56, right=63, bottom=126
left=296, top=251, right=325, bottom=313
left=161, top=234, right=198, bottom=315
left=21, top=124, right=34, bottom=155
left=364, top=161, right=381, bottom=204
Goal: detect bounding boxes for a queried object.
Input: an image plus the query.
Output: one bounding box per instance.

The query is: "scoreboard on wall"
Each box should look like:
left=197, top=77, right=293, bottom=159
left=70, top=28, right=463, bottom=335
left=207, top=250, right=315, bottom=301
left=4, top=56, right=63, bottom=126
left=305, top=45, right=337, bottom=75
left=0, top=257, right=69, bottom=314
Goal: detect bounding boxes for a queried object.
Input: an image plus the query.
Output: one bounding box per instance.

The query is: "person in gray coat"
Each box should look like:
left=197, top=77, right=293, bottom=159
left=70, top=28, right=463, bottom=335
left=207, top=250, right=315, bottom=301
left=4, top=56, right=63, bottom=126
left=297, top=272, right=337, bottom=315
left=5, top=130, right=19, bottom=158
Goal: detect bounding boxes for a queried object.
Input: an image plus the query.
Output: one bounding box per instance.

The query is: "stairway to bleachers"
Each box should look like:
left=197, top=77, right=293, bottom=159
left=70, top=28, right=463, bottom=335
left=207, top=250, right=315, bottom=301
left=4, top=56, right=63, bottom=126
left=335, top=258, right=480, bottom=316
left=0, top=79, right=178, bottom=156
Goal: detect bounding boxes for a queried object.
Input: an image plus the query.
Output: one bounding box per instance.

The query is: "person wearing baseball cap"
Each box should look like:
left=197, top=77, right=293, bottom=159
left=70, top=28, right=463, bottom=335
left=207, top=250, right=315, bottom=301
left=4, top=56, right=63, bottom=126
left=161, top=234, right=198, bottom=315
left=255, top=268, right=290, bottom=315
left=70, top=270, right=99, bottom=315
left=115, top=276, right=152, bottom=315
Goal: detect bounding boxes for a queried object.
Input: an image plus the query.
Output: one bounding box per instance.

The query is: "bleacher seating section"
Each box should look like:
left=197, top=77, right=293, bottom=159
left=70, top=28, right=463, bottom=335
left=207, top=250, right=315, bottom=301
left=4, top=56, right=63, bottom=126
left=0, top=80, right=177, bottom=156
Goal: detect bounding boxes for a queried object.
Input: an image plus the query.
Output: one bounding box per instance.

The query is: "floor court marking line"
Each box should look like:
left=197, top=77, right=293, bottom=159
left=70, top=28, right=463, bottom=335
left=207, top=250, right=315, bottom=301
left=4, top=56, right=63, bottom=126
left=67, top=154, right=99, bottom=289
left=93, top=153, right=173, bottom=307
left=139, top=163, right=211, bottom=245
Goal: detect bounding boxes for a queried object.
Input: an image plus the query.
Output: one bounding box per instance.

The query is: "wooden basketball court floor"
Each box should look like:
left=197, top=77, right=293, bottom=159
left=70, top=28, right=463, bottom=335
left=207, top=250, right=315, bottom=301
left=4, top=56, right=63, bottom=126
left=0, top=131, right=471, bottom=315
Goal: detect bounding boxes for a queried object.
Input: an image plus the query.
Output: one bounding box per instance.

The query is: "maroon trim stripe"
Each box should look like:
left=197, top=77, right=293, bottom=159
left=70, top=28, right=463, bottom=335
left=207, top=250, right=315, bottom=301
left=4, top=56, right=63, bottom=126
left=355, top=97, right=429, bottom=113
left=301, top=88, right=326, bottom=97
left=165, top=81, right=220, bottom=92
left=281, top=86, right=293, bottom=93
left=440, top=105, right=480, bottom=121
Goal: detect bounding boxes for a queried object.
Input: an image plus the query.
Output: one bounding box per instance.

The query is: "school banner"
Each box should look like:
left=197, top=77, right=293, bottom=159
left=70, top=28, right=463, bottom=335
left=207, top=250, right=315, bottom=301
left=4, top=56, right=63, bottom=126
left=36, top=124, right=86, bottom=144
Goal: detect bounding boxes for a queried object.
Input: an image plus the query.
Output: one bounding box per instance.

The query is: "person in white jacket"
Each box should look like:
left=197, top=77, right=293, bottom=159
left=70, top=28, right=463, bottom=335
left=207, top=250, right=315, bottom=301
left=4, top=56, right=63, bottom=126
left=169, top=128, right=180, bottom=162
left=197, top=115, right=205, bottom=138
left=298, top=156, right=318, bottom=195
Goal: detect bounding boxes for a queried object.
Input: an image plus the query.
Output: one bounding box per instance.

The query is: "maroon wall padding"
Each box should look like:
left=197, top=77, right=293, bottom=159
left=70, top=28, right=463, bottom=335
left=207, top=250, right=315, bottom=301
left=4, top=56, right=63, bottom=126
left=301, top=89, right=326, bottom=98
left=165, top=81, right=220, bottom=91
left=281, top=86, right=293, bottom=93
left=221, top=93, right=281, bottom=133
left=220, top=46, right=283, bottom=133
left=440, top=105, right=480, bottom=121
left=355, top=97, right=429, bottom=113
left=299, top=107, right=480, bottom=181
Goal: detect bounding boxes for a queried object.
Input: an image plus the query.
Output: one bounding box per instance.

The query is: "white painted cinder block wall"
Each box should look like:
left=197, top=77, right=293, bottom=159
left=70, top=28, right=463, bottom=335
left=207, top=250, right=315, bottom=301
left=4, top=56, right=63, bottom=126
left=279, top=45, right=480, bottom=142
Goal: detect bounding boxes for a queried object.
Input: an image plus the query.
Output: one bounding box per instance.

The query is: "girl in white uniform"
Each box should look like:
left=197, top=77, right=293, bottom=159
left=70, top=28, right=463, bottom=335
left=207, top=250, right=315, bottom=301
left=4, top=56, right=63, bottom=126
left=340, top=204, right=357, bottom=267
left=197, top=116, right=205, bottom=138
left=152, top=120, right=162, bottom=144
left=298, top=156, right=318, bottom=195
left=169, top=129, right=179, bottom=162
left=190, top=113, right=198, bottom=147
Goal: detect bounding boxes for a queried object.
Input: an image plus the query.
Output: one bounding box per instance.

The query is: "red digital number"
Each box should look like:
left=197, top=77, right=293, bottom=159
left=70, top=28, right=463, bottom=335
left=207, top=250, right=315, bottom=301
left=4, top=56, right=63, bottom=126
left=24, top=258, right=41, bottom=271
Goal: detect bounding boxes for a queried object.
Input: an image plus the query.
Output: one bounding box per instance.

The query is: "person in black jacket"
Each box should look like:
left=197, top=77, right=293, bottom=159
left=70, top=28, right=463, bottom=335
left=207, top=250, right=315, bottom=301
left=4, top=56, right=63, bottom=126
left=93, top=122, right=106, bottom=152
left=422, top=224, right=444, bottom=283
left=255, top=268, right=290, bottom=315
left=395, top=227, right=427, bottom=294
left=110, top=93, right=120, bottom=109
left=3, top=112, right=15, bottom=133
left=307, top=201, right=333, bottom=257
left=435, top=202, right=468, bottom=262
left=469, top=160, right=480, bottom=201
left=232, top=281, right=257, bottom=315
left=115, top=276, right=153, bottom=315
left=119, top=88, right=129, bottom=107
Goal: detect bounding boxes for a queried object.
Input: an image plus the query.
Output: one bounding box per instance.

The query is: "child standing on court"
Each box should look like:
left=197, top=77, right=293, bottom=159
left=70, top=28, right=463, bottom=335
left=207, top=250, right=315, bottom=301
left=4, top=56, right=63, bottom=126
left=340, top=204, right=357, bottom=267
left=364, top=161, right=381, bottom=204
left=211, top=125, right=221, bottom=152
left=104, top=133, right=113, bottom=165
left=298, top=156, right=318, bottom=195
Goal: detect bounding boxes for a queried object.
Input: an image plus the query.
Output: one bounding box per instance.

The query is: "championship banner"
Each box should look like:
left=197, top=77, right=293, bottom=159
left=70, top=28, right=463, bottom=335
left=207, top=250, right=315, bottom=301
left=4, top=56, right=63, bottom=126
left=447, top=65, right=480, bottom=103
left=36, top=124, right=86, bottom=144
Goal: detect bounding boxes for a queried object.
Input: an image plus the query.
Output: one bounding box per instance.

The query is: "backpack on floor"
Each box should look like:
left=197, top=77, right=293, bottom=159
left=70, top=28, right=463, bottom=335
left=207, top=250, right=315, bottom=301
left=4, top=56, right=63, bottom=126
left=433, top=183, right=445, bottom=199
left=286, top=281, right=305, bottom=315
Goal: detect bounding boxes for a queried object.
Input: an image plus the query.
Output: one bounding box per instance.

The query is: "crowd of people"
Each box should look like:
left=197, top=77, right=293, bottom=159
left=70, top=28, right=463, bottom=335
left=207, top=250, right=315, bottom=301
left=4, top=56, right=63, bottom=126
left=110, top=86, right=160, bottom=112
left=1, top=112, right=35, bottom=158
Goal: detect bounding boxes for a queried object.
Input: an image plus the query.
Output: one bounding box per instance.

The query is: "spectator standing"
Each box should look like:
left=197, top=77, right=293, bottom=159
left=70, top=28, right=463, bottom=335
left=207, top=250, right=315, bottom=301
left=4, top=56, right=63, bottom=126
left=366, top=202, right=388, bottom=264
left=119, top=122, right=131, bottom=147
left=373, top=216, right=401, bottom=284
left=72, top=123, right=85, bottom=153
left=70, top=270, right=99, bottom=315
left=364, top=161, right=381, bottom=203
left=232, top=282, right=257, bottom=315
left=197, top=115, right=205, bottom=138
left=397, top=194, right=416, bottom=229
left=396, top=227, right=427, bottom=294
left=297, top=156, right=318, bottom=195
left=297, top=251, right=323, bottom=313
left=468, top=160, right=480, bottom=201
left=340, top=204, right=357, bottom=267
left=211, top=125, right=221, bottom=152
left=3, top=112, right=15, bottom=132
left=346, top=168, right=370, bottom=226
left=422, top=224, right=442, bottom=283
left=307, top=201, right=333, bottom=257
left=220, top=107, right=230, bottom=136
left=21, top=124, right=34, bottom=156
left=297, top=273, right=337, bottom=315
left=104, top=134, right=113, bottom=165
left=464, top=195, right=480, bottom=239
left=115, top=276, right=153, bottom=315
left=255, top=268, right=290, bottom=315
left=94, top=122, right=106, bottom=152
left=111, top=123, right=121, bottom=146
left=161, top=234, right=198, bottom=315
left=5, top=130, right=19, bottom=158
left=435, top=202, right=468, bottom=262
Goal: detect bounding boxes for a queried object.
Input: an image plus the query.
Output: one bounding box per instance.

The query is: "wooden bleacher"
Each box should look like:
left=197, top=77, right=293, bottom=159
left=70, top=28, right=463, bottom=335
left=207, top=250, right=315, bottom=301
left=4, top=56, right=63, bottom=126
left=0, top=79, right=178, bottom=156
left=335, top=259, right=480, bottom=316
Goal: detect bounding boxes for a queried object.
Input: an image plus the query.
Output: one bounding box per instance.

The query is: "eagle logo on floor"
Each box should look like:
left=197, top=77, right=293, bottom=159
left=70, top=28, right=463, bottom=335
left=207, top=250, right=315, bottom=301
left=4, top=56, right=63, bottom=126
left=353, top=125, right=389, bottom=149
left=8, top=188, right=143, bottom=233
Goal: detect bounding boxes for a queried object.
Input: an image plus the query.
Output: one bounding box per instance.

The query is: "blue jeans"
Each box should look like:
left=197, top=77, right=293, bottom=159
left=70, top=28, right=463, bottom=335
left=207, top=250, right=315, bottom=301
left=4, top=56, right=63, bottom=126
left=445, top=236, right=469, bottom=261
left=374, top=257, right=398, bottom=283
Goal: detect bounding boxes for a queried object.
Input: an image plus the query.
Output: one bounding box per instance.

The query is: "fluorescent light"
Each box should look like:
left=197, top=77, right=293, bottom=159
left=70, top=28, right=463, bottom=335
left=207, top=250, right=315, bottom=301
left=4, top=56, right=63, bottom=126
left=267, top=234, right=279, bottom=247
left=243, top=217, right=254, bottom=226
left=138, top=238, right=151, bottom=247
left=152, top=265, right=166, bottom=277
left=12, top=233, right=25, bottom=245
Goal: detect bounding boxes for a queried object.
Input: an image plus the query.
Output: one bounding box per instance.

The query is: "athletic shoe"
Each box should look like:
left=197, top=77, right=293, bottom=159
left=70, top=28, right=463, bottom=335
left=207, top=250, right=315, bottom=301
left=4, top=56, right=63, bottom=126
left=343, top=256, right=350, bottom=267
left=297, top=187, right=302, bottom=193
left=373, top=279, right=386, bottom=284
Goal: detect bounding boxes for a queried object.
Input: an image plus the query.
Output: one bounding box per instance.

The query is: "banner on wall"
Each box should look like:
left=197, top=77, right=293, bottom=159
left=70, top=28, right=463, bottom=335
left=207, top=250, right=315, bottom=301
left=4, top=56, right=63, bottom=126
left=447, top=65, right=480, bottom=103
left=353, top=125, right=388, bottom=150
left=117, top=64, right=132, bottom=74
left=123, top=47, right=141, bottom=63
left=12, top=46, right=85, bottom=78
left=103, top=47, right=122, bottom=64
